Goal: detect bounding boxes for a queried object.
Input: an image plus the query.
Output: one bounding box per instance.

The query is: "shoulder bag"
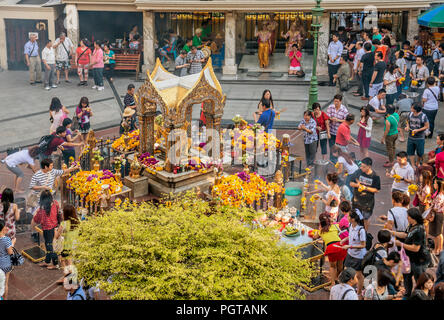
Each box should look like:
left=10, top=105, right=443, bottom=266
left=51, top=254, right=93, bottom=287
left=61, top=41, right=72, bottom=59
left=76, top=48, right=89, bottom=64
left=10, top=247, right=25, bottom=266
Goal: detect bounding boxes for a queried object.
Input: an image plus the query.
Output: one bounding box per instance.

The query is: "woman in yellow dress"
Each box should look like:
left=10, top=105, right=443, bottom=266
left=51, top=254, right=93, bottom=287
left=281, top=22, right=303, bottom=56
left=255, top=22, right=272, bottom=69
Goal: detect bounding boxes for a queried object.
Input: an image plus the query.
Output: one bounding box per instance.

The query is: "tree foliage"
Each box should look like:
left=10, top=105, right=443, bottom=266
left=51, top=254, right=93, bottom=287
left=72, top=192, right=315, bottom=300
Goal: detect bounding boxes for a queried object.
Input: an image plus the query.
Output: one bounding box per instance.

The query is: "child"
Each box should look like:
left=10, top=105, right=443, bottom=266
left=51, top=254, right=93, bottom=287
left=75, top=96, right=93, bottom=143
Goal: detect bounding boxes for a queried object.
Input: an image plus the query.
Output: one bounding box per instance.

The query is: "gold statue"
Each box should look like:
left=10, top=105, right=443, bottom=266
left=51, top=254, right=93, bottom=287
left=274, top=169, right=284, bottom=186
left=129, top=153, right=142, bottom=179
left=100, top=184, right=111, bottom=213
left=255, top=22, right=272, bottom=69
left=281, top=22, right=303, bottom=55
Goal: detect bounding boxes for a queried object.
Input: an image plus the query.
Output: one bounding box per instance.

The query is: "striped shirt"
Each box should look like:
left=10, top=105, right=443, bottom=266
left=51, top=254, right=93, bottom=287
left=187, top=50, right=205, bottom=74
left=0, top=236, right=12, bottom=273
left=29, top=169, right=64, bottom=195
left=326, top=104, right=349, bottom=136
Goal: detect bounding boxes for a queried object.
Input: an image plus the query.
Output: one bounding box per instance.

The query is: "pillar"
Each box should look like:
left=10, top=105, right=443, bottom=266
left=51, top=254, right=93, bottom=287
left=235, top=12, right=246, bottom=54
left=142, top=11, right=156, bottom=75
left=138, top=110, right=156, bottom=155
left=317, top=12, right=330, bottom=76
left=406, top=10, right=420, bottom=43
left=223, top=11, right=237, bottom=75
left=0, top=18, right=6, bottom=70
left=65, top=4, right=79, bottom=49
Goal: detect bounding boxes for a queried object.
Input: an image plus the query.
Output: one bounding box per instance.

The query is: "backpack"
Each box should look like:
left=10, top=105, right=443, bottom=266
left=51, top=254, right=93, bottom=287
left=38, top=134, right=55, bottom=154
left=358, top=226, right=373, bottom=251
left=361, top=245, right=385, bottom=270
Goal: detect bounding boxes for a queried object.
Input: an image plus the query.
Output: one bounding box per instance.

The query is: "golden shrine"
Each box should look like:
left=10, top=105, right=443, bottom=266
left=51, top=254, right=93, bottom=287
left=134, top=57, right=226, bottom=195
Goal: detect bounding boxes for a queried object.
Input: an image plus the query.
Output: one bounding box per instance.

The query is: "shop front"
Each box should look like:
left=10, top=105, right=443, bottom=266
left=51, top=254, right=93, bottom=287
left=58, top=0, right=434, bottom=76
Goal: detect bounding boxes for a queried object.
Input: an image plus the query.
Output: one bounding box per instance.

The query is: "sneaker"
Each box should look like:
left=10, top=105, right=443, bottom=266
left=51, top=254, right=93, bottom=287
left=97, top=86, right=104, bottom=91
left=77, top=82, right=83, bottom=86
left=82, top=81, right=88, bottom=86
left=92, top=85, right=97, bottom=89
left=51, top=84, right=57, bottom=88
left=65, top=79, right=71, bottom=83
left=45, top=86, right=51, bottom=90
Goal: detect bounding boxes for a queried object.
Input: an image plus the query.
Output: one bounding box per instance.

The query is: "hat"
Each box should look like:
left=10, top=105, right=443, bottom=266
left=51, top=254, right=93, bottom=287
left=123, top=107, right=135, bottom=118
left=339, top=268, right=357, bottom=284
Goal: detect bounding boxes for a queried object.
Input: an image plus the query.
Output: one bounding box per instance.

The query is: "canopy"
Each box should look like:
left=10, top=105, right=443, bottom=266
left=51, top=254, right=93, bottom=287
left=418, top=4, right=444, bottom=28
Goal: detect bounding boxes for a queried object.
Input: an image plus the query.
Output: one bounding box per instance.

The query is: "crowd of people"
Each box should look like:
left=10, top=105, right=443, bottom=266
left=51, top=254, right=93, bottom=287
left=25, top=32, right=123, bottom=91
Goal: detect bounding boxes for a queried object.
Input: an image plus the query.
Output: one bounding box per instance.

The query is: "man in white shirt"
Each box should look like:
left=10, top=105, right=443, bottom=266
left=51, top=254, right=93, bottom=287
left=41, top=40, right=57, bottom=91
left=327, top=33, right=344, bottom=86
left=379, top=191, right=409, bottom=233
left=368, top=88, right=387, bottom=119
left=330, top=268, right=359, bottom=300
left=387, top=151, right=415, bottom=194
left=53, top=32, right=74, bottom=84
left=422, top=77, right=440, bottom=139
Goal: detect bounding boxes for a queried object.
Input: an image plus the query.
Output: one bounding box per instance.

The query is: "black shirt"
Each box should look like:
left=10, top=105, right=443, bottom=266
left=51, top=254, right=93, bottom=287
left=373, top=61, right=387, bottom=84
left=123, top=93, right=135, bottom=108
left=374, top=260, right=397, bottom=287
left=361, top=52, right=375, bottom=75
left=404, top=224, right=427, bottom=265
left=350, top=169, right=381, bottom=213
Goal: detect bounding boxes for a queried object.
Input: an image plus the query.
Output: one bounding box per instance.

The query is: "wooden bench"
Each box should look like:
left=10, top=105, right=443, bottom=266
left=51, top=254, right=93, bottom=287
left=69, top=53, right=141, bottom=79
left=114, top=53, right=141, bottom=80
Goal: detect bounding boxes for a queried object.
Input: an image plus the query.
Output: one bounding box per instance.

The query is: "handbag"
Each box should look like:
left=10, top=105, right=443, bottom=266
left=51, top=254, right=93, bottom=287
left=10, top=247, right=25, bottom=266
left=53, top=234, right=64, bottom=255
left=412, top=193, right=419, bottom=207
left=26, top=192, right=39, bottom=209
left=399, top=245, right=411, bottom=274
left=319, top=131, right=328, bottom=140
left=71, top=115, right=80, bottom=131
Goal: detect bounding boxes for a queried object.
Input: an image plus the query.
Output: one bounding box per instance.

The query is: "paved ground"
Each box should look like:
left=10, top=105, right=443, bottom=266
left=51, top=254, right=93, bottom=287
left=0, top=70, right=335, bottom=152
left=1, top=68, right=442, bottom=300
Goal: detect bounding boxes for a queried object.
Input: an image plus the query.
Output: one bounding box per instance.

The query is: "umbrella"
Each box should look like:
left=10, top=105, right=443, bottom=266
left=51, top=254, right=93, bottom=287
left=418, top=4, right=444, bottom=28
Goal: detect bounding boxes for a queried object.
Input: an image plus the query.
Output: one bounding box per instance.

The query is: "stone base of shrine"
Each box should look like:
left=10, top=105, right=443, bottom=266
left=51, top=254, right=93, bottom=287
left=143, top=169, right=216, bottom=197
left=124, top=175, right=149, bottom=199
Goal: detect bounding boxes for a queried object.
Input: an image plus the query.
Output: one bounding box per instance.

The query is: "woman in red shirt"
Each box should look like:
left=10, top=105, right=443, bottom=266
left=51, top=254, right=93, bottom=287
left=312, top=103, right=330, bottom=161
left=75, top=39, right=92, bottom=86
left=31, top=190, right=60, bottom=270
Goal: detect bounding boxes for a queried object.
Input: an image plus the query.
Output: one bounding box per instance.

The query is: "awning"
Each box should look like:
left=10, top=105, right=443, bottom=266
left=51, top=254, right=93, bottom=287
left=418, top=4, right=444, bottom=28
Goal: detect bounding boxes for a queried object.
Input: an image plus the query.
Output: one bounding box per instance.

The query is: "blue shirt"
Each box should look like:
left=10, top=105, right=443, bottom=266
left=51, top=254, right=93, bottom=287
left=328, top=40, right=343, bottom=65
left=257, top=109, right=275, bottom=132
left=67, top=287, right=87, bottom=300
left=414, top=45, right=423, bottom=57
left=24, top=40, right=39, bottom=57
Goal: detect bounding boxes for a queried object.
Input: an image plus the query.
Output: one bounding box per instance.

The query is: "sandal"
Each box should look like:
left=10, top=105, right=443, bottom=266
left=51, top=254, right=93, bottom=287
left=47, top=265, right=60, bottom=270
left=39, top=263, right=49, bottom=268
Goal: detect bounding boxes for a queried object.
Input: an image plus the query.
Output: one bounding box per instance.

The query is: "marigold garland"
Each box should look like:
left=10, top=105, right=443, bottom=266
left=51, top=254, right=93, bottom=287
left=212, top=172, right=284, bottom=208
left=112, top=129, right=140, bottom=152
left=66, top=170, right=123, bottom=203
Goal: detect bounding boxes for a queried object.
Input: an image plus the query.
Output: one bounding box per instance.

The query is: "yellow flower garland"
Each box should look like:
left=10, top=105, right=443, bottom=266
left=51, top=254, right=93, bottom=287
left=112, top=129, right=140, bottom=152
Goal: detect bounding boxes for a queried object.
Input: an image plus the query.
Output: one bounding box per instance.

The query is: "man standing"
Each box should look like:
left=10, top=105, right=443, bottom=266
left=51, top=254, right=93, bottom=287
left=422, top=77, right=440, bottom=139
left=387, top=151, right=415, bottom=194
left=431, top=42, right=442, bottom=76
left=350, top=157, right=381, bottom=231
left=369, top=51, right=386, bottom=100
left=410, top=56, right=430, bottom=101
left=372, top=27, right=382, bottom=41
left=24, top=34, right=42, bottom=85
left=334, top=55, right=351, bottom=94
left=335, top=114, right=359, bottom=153
left=394, top=94, right=414, bottom=143
left=175, top=50, right=190, bottom=77
left=123, top=83, right=137, bottom=124
left=41, top=40, right=57, bottom=91
left=352, top=41, right=365, bottom=97
left=326, top=94, right=349, bottom=162
left=358, top=42, right=374, bottom=101
left=257, top=103, right=275, bottom=133
left=53, top=32, right=74, bottom=84
left=381, top=106, right=399, bottom=167
left=412, top=36, right=424, bottom=59
left=405, top=103, right=429, bottom=168
left=327, top=33, right=344, bottom=86
left=187, top=46, right=205, bottom=75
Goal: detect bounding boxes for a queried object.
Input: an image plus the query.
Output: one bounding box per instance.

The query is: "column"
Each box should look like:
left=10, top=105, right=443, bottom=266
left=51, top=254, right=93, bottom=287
left=235, top=12, right=246, bottom=54
left=142, top=11, right=156, bottom=75
left=316, top=12, right=330, bottom=76
left=406, top=10, right=420, bottom=43
left=223, top=11, right=237, bottom=75
left=0, top=18, right=6, bottom=70
left=65, top=4, right=79, bottom=49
